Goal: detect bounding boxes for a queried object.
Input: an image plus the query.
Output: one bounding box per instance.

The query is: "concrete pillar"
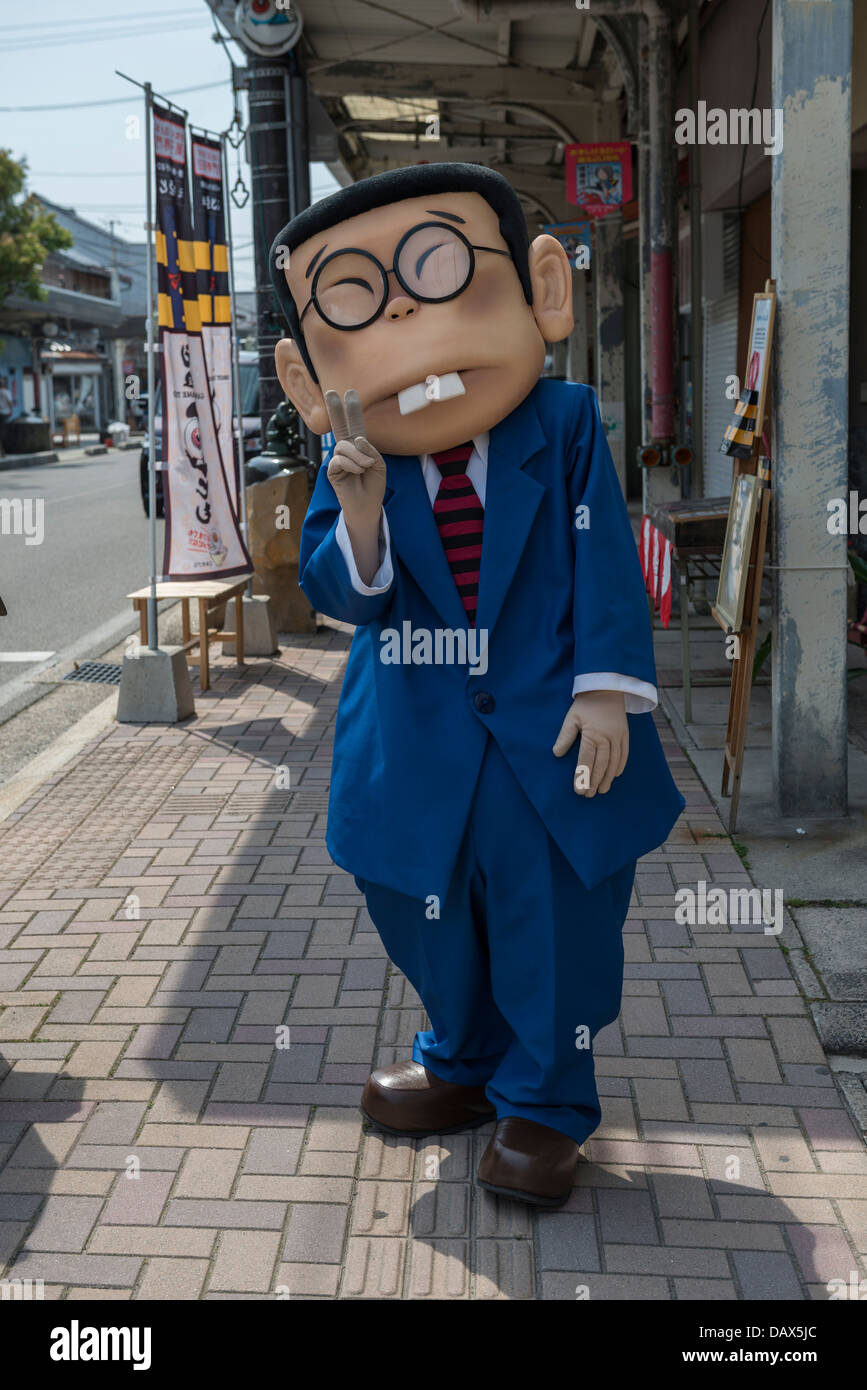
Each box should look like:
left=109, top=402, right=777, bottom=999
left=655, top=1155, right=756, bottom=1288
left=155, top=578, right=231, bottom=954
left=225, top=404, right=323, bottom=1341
left=594, top=212, right=626, bottom=495
left=771, top=0, right=852, bottom=816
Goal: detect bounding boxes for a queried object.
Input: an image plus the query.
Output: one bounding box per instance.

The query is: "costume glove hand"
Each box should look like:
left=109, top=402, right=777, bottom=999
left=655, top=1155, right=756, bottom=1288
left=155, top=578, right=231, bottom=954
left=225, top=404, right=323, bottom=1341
left=325, top=388, right=386, bottom=527
left=553, top=690, right=629, bottom=798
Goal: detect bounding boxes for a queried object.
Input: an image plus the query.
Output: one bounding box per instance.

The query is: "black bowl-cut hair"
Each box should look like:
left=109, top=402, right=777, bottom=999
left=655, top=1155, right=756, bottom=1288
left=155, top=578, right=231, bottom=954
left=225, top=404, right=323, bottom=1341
left=269, top=162, right=532, bottom=384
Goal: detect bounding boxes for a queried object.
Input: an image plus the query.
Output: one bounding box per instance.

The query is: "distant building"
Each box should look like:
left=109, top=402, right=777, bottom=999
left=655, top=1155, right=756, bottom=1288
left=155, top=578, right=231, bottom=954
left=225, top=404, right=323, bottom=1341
left=0, top=197, right=147, bottom=434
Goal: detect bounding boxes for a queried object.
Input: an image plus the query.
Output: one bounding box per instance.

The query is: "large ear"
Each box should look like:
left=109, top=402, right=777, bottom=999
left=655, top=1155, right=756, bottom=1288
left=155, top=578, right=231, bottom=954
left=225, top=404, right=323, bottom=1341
left=274, top=339, right=329, bottom=434
left=527, top=233, right=574, bottom=344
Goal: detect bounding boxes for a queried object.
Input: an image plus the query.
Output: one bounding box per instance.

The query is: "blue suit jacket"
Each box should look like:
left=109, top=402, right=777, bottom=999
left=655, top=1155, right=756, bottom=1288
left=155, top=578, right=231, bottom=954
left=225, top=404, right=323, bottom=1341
left=299, top=379, right=685, bottom=901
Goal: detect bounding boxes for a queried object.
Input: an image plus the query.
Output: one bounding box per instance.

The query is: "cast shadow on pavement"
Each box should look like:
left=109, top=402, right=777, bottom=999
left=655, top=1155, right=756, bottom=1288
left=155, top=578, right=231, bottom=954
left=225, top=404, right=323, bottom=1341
left=0, top=1055, right=89, bottom=1292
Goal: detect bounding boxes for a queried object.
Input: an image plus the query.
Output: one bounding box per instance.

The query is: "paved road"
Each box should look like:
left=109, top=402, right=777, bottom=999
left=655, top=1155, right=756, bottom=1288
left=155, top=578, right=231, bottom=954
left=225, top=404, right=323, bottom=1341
left=0, top=449, right=162, bottom=717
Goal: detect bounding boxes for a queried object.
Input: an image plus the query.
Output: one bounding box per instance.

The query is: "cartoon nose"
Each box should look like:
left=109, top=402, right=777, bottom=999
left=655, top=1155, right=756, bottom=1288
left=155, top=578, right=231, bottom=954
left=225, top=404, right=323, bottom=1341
left=385, top=292, right=417, bottom=321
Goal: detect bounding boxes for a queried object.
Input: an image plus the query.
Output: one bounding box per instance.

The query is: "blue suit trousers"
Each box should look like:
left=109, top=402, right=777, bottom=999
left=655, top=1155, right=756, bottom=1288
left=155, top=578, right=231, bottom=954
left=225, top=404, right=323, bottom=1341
left=358, top=735, right=636, bottom=1146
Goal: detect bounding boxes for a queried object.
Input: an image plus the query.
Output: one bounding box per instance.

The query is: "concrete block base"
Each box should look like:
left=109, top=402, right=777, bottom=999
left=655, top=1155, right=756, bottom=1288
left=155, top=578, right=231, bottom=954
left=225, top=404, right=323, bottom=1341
left=224, top=594, right=279, bottom=657
left=116, top=645, right=195, bottom=724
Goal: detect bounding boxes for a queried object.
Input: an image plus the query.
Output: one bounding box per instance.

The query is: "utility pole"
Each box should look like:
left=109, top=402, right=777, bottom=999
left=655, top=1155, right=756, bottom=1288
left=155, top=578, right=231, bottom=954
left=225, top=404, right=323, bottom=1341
left=246, top=54, right=293, bottom=447
left=213, top=1, right=311, bottom=453
left=244, top=46, right=315, bottom=457
left=285, top=52, right=317, bottom=464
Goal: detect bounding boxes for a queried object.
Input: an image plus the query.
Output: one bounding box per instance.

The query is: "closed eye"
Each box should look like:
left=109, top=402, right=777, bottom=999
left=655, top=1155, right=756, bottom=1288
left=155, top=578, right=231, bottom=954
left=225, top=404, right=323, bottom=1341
left=333, top=276, right=376, bottom=293
left=415, top=242, right=448, bottom=278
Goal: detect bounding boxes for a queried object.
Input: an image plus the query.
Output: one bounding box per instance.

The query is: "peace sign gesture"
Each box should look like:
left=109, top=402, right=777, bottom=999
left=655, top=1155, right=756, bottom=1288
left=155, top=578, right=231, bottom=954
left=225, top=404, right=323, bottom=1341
left=325, top=388, right=387, bottom=527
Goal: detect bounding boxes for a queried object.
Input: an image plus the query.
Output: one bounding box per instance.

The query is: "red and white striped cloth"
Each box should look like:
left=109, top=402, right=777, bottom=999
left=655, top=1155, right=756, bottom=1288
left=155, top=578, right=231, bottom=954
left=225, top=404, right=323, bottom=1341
left=639, top=514, right=673, bottom=629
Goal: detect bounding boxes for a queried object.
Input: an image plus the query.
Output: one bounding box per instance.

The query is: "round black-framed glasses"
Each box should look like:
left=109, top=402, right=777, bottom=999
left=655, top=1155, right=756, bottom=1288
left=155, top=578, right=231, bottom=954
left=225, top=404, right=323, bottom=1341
left=298, top=220, right=513, bottom=332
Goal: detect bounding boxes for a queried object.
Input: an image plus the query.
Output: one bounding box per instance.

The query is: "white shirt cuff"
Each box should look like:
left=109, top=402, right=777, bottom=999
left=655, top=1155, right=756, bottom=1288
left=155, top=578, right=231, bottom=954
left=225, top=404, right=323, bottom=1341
left=572, top=672, right=658, bottom=714
left=334, top=510, right=393, bottom=595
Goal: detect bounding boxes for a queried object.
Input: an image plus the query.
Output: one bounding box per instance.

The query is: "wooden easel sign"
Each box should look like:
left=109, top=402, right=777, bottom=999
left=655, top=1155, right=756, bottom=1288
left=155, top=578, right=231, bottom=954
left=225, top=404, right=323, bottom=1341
left=712, top=279, right=776, bottom=832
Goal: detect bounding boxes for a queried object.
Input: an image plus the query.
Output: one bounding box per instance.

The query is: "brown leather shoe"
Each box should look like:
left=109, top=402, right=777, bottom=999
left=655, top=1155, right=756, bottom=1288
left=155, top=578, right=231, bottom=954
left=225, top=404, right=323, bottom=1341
left=477, top=1117, right=580, bottom=1207
left=361, top=1061, right=495, bottom=1137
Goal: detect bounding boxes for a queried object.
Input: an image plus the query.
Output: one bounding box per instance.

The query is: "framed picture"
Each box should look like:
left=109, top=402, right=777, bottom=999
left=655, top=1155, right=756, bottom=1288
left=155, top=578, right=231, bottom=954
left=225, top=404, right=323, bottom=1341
left=714, top=473, right=762, bottom=633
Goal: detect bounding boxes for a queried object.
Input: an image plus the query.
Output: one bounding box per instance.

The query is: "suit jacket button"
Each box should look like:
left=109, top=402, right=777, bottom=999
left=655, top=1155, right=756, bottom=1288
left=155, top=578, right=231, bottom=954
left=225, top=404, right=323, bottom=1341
left=473, top=690, right=495, bottom=714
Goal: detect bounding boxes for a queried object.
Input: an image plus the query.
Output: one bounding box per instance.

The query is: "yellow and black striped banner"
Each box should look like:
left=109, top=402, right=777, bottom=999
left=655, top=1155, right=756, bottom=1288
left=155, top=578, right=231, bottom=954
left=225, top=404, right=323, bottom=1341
left=190, top=134, right=231, bottom=326
left=720, top=388, right=759, bottom=460
left=153, top=106, right=198, bottom=334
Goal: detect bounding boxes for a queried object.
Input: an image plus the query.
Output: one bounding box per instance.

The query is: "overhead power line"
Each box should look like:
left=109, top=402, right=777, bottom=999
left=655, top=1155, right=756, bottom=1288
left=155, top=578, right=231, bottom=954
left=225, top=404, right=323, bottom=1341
left=0, top=79, right=228, bottom=113
left=33, top=171, right=148, bottom=178
left=0, top=8, right=201, bottom=30
left=4, top=19, right=209, bottom=52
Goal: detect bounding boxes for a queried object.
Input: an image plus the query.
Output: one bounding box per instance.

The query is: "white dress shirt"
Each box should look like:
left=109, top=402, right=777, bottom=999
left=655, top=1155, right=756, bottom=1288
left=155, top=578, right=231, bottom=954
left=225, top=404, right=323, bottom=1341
left=333, top=431, right=657, bottom=713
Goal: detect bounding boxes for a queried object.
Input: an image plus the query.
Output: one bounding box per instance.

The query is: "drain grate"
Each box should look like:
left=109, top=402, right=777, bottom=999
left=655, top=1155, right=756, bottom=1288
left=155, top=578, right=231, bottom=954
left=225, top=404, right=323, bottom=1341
left=62, top=661, right=123, bottom=686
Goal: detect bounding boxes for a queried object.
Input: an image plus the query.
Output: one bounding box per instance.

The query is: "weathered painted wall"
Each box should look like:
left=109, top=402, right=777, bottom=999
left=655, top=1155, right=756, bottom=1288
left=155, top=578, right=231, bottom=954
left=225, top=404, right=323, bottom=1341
left=771, top=0, right=852, bottom=816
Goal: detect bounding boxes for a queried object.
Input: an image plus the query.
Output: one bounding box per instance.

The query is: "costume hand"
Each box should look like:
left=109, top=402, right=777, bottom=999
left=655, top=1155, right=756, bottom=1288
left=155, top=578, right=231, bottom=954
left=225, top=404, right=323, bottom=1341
left=552, top=691, right=629, bottom=798
left=325, top=388, right=386, bottom=527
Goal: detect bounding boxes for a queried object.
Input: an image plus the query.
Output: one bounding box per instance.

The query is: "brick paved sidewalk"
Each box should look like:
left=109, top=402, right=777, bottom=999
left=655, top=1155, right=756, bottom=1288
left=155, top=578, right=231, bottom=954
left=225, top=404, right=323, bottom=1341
left=0, top=623, right=865, bottom=1300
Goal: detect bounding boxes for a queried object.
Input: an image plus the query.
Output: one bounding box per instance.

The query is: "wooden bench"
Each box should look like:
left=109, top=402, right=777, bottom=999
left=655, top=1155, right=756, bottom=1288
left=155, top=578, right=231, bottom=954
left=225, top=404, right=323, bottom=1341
left=126, top=579, right=246, bottom=692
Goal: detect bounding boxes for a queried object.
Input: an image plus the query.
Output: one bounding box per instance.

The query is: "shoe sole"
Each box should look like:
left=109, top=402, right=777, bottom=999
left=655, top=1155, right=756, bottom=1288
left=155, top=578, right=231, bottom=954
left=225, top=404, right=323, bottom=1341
left=477, top=1177, right=572, bottom=1209
left=360, top=1105, right=495, bottom=1139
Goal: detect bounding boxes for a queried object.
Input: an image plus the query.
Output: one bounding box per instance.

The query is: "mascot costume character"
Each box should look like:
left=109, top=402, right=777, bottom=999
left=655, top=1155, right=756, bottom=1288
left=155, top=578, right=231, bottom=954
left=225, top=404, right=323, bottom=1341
left=269, top=163, right=684, bottom=1207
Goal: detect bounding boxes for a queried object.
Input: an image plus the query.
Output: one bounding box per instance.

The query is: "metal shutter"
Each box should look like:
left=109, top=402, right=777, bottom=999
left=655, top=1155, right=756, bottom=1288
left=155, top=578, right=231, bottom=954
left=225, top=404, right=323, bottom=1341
left=702, top=212, right=740, bottom=497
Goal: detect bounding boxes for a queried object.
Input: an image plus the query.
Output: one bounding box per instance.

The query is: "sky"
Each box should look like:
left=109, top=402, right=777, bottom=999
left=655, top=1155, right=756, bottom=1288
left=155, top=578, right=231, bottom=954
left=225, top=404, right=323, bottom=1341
left=0, top=0, right=340, bottom=292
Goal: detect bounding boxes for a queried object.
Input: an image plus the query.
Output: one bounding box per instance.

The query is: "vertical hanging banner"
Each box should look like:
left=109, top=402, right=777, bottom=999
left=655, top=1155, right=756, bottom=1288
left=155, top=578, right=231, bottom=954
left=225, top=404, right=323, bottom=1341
left=153, top=102, right=251, bottom=579
left=190, top=131, right=239, bottom=509
left=564, top=142, right=633, bottom=219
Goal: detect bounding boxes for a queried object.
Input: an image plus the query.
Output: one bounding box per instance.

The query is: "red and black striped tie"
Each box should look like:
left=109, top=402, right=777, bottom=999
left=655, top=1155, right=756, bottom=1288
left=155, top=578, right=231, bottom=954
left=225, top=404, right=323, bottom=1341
left=431, top=441, right=483, bottom=626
